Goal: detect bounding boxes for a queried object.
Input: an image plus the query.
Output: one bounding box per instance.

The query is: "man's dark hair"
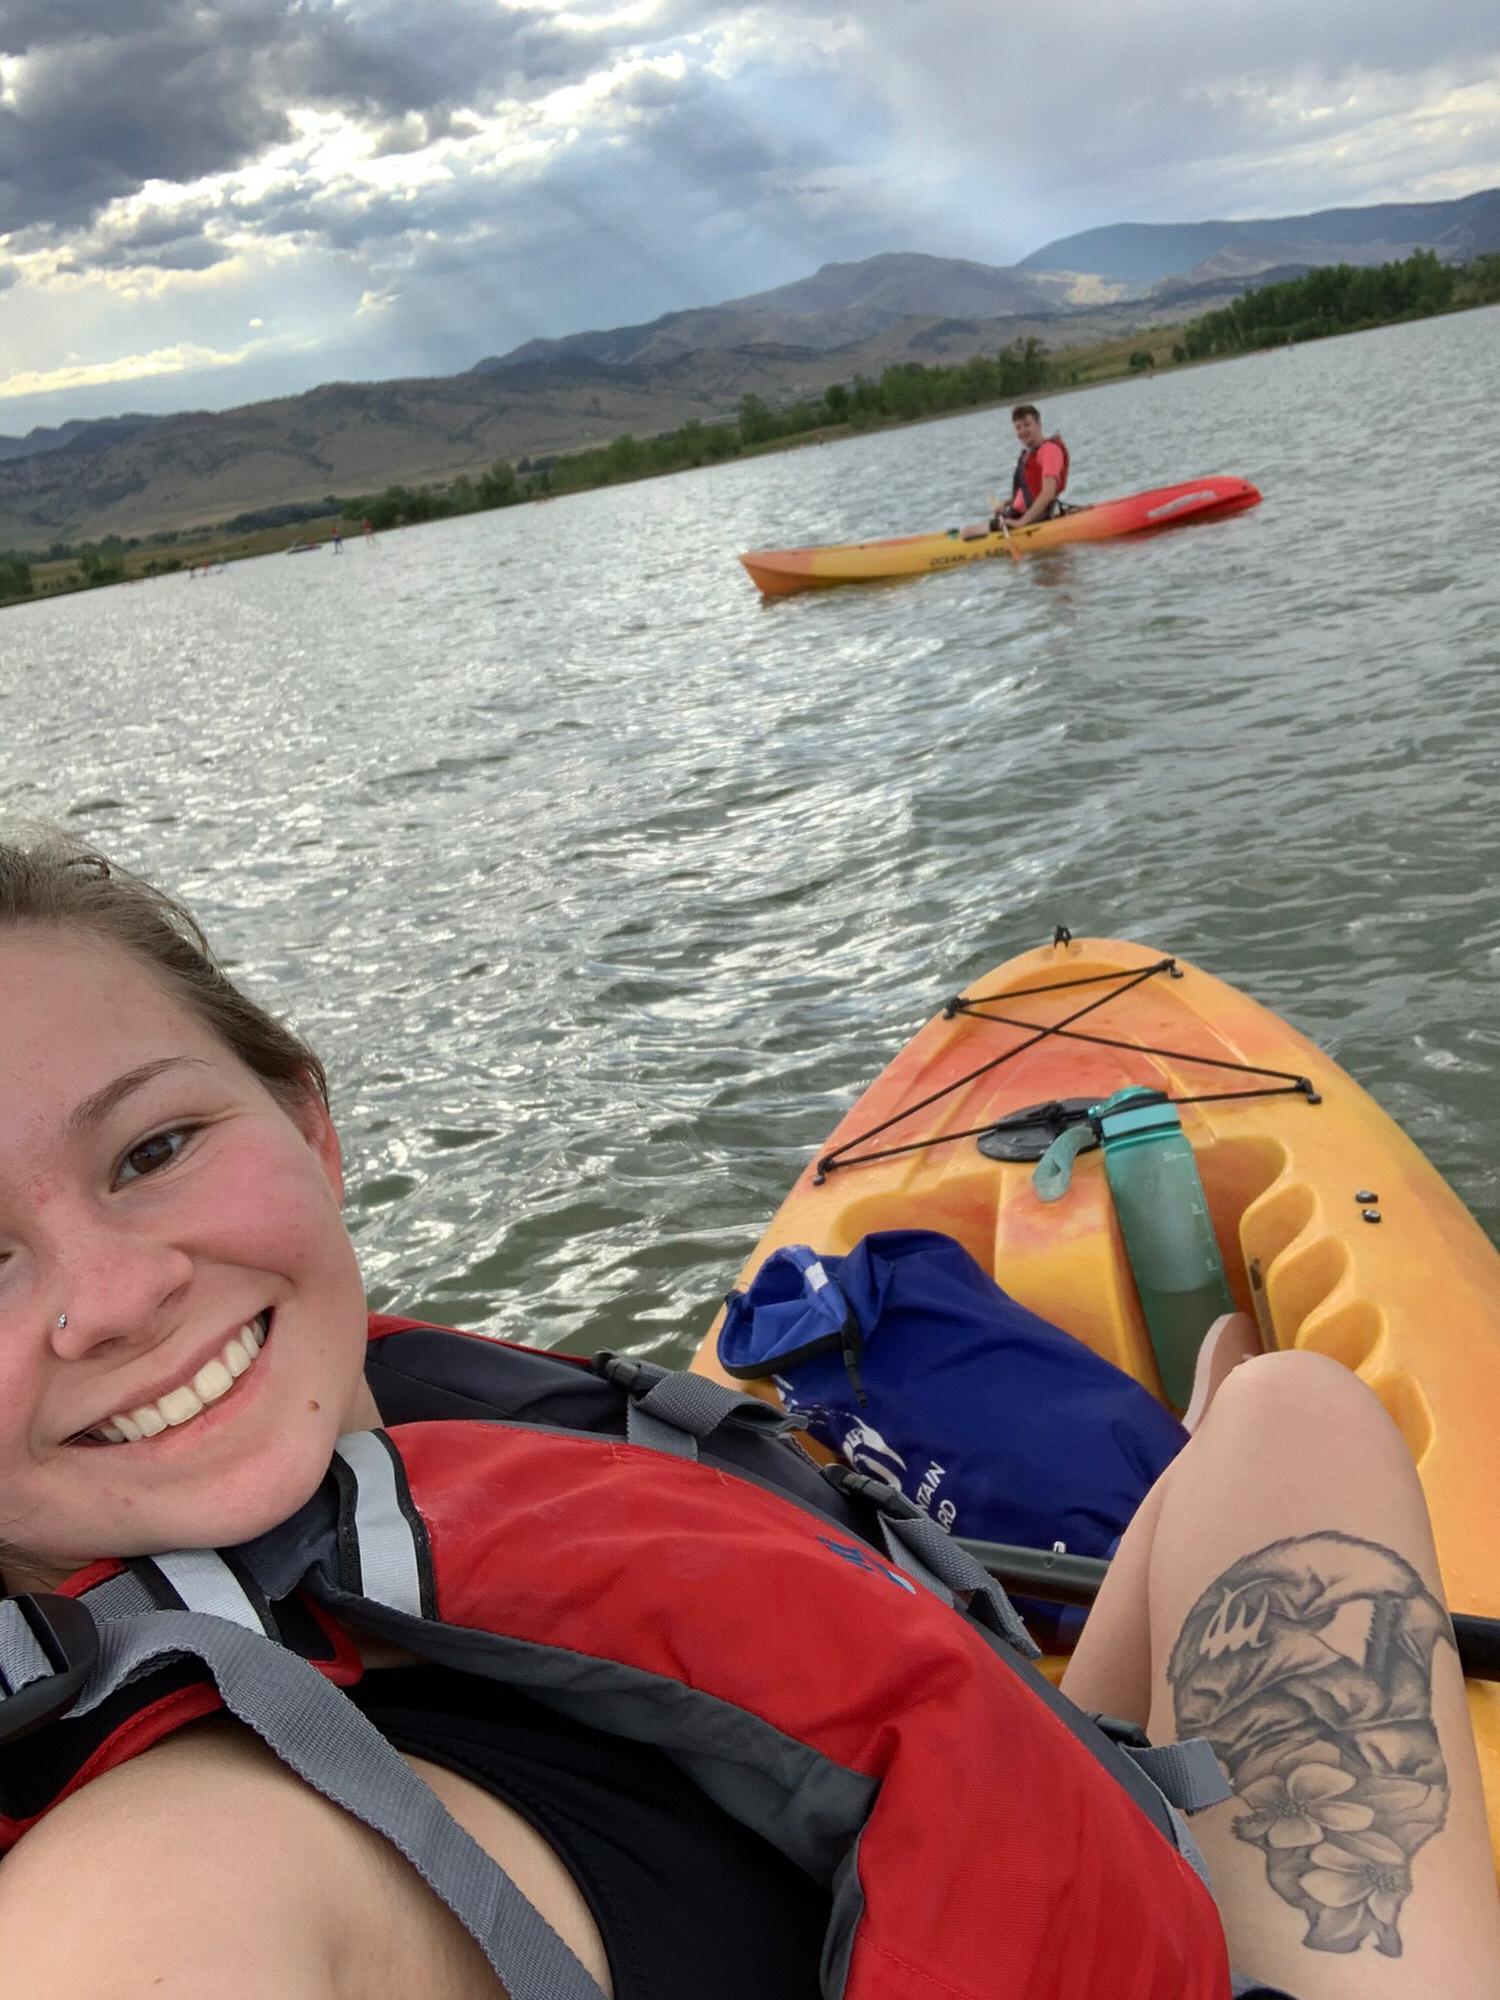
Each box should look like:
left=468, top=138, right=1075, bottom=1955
left=1011, top=404, right=1040, bottom=423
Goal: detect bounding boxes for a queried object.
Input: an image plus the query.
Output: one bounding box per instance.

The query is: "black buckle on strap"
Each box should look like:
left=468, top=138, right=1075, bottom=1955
left=1087, top=1710, right=1153, bottom=1752
left=0, top=1594, right=101, bottom=1743
left=592, top=1351, right=665, bottom=1398
left=821, top=1464, right=926, bottom=1521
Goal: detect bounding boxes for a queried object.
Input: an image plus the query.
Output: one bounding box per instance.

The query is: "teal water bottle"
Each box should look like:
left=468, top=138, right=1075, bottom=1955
left=1094, top=1087, right=1233, bottom=1410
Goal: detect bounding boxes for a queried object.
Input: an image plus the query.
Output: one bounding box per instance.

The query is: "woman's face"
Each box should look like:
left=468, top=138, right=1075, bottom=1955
left=0, top=927, right=374, bottom=1587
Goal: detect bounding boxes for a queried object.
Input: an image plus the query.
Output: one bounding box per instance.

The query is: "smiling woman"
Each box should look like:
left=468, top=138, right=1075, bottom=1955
left=0, top=831, right=1498, bottom=2000
left=0, top=854, right=377, bottom=1580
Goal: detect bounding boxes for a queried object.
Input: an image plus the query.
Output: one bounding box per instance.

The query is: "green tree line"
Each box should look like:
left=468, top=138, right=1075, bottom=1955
left=349, top=338, right=1060, bottom=530
left=1171, top=249, right=1500, bottom=360
left=0, top=554, right=33, bottom=604
left=0, top=533, right=160, bottom=605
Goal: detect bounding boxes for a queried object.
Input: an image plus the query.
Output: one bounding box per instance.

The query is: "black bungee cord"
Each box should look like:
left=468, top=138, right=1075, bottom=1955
left=813, top=949, right=1319, bottom=1184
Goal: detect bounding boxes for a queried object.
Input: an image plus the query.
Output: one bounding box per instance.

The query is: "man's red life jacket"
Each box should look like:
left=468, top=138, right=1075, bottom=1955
left=1012, top=435, right=1071, bottom=514
left=0, top=1319, right=1232, bottom=2000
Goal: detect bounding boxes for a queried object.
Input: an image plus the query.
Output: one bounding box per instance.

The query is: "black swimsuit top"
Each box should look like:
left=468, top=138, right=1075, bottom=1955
left=351, top=1665, right=1302, bottom=2000
left=349, top=1663, right=827, bottom=2000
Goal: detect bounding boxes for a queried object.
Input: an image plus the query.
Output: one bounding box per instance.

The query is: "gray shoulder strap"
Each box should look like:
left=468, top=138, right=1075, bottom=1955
left=1116, top=1738, right=1232, bottom=1898
left=874, top=1510, right=1041, bottom=1658
left=61, top=1592, right=607, bottom=2000
left=606, top=1359, right=795, bottom=1460
left=0, top=1596, right=57, bottom=1696
left=1122, top=1736, right=1231, bottom=1813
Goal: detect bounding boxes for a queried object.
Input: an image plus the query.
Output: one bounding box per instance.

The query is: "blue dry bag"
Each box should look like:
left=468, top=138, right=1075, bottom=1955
left=718, top=1229, right=1187, bottom=1641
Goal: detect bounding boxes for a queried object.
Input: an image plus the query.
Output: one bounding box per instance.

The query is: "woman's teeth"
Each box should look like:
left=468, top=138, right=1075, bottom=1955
left=89, top=1315, right=268, bottom=1444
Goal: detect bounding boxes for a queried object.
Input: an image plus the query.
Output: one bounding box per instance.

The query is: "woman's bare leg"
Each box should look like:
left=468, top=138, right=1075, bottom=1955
left=1063, top=1350, right=1500, bottom=1997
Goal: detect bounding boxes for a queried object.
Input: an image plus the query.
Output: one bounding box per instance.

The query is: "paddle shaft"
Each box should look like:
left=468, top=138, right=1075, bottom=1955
left=987, top=492, right=1022, bottom=561
left=957, top=1537, right=1500, bottom=1682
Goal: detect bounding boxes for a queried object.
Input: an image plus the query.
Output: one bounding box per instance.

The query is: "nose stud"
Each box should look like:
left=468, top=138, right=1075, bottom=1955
left=56, top=1312, right=68, bottom=1330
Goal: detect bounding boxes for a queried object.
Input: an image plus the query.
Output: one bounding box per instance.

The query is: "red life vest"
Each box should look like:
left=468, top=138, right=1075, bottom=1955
left=0, top=1319, right=1232, bottom=2000
left=1012, top=434, right=1071, bottom=513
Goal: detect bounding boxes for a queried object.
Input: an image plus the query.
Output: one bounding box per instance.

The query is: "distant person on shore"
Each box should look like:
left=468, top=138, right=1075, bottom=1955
left=993, top=404, right=1069, bottom=530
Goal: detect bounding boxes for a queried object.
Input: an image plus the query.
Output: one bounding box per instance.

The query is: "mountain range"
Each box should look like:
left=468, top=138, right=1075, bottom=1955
left=1017, top=187, right=1500, bottom=283
left=2, top=188, right=1496, bottom=548
left=475, top=255, right=1129, bottom=375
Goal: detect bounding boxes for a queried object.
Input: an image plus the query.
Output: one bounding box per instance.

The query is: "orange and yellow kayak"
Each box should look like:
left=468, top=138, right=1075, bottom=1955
left=691, top=934, right=1500, bottom=1853
left=740, top=475, right=1261, bottom=596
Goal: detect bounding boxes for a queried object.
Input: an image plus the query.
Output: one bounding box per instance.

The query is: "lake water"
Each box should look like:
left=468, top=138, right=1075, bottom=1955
left=4, top=304, right=1498, bottom=1360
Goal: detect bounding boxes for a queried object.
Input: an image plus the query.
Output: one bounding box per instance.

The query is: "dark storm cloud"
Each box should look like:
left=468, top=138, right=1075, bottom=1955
left=364, top=111, right=474, bottom=158
left=0, top=1, right=182, bottom=52
left=610, top=64, right=798, bottom=183
left=223, top=176, right=420, bottom=254
left=58, top=203, right=235, bottom=275
left=0, top=17, right=294, bottom=236
left=288, top=0, right=587, bottom=122
left=0, top=0, right=702, bottom=239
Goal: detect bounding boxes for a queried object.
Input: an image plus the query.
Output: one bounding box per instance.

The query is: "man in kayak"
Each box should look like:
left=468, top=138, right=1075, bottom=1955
left=994, top=404, right=1069, bottom=528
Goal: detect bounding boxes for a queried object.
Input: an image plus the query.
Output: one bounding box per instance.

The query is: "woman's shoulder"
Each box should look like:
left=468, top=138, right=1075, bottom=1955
left=0, top=1715, right=481, bottom=1999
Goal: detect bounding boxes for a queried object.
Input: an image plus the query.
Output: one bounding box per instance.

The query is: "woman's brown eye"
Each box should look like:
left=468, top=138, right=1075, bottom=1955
left=119, top=1131, right=186, bottom=1183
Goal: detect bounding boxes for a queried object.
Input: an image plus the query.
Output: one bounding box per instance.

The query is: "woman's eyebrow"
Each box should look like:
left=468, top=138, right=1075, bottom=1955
left=66, top=1057, right=211, bottom=1137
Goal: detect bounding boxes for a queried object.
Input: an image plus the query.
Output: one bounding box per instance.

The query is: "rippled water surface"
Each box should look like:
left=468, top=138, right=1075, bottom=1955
left=5, top=306, right=1499, bottom=1358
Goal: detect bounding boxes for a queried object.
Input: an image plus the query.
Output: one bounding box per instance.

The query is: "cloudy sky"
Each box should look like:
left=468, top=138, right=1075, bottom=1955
left=2, top=0, right=1497, bottom=430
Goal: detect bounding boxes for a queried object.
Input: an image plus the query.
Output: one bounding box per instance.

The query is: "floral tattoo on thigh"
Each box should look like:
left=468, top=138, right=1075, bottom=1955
left=1167, top=1532, right=1453, bottom=1958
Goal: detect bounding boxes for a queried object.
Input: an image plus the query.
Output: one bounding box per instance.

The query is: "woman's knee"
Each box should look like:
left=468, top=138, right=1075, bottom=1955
left=1192, top=1347, right=1411, bottom=1468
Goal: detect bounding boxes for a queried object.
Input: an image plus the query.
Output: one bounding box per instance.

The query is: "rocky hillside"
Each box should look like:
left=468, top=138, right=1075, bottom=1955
left=0, top=411, right=165, bottom=465
left=480, top=253, right=1126, bottom=372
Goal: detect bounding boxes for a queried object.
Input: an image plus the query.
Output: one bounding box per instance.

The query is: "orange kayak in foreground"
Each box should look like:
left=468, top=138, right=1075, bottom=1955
left=740, top=475, right=1261, bottom=596
left=691, top=934, right=1500, bottom=1856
